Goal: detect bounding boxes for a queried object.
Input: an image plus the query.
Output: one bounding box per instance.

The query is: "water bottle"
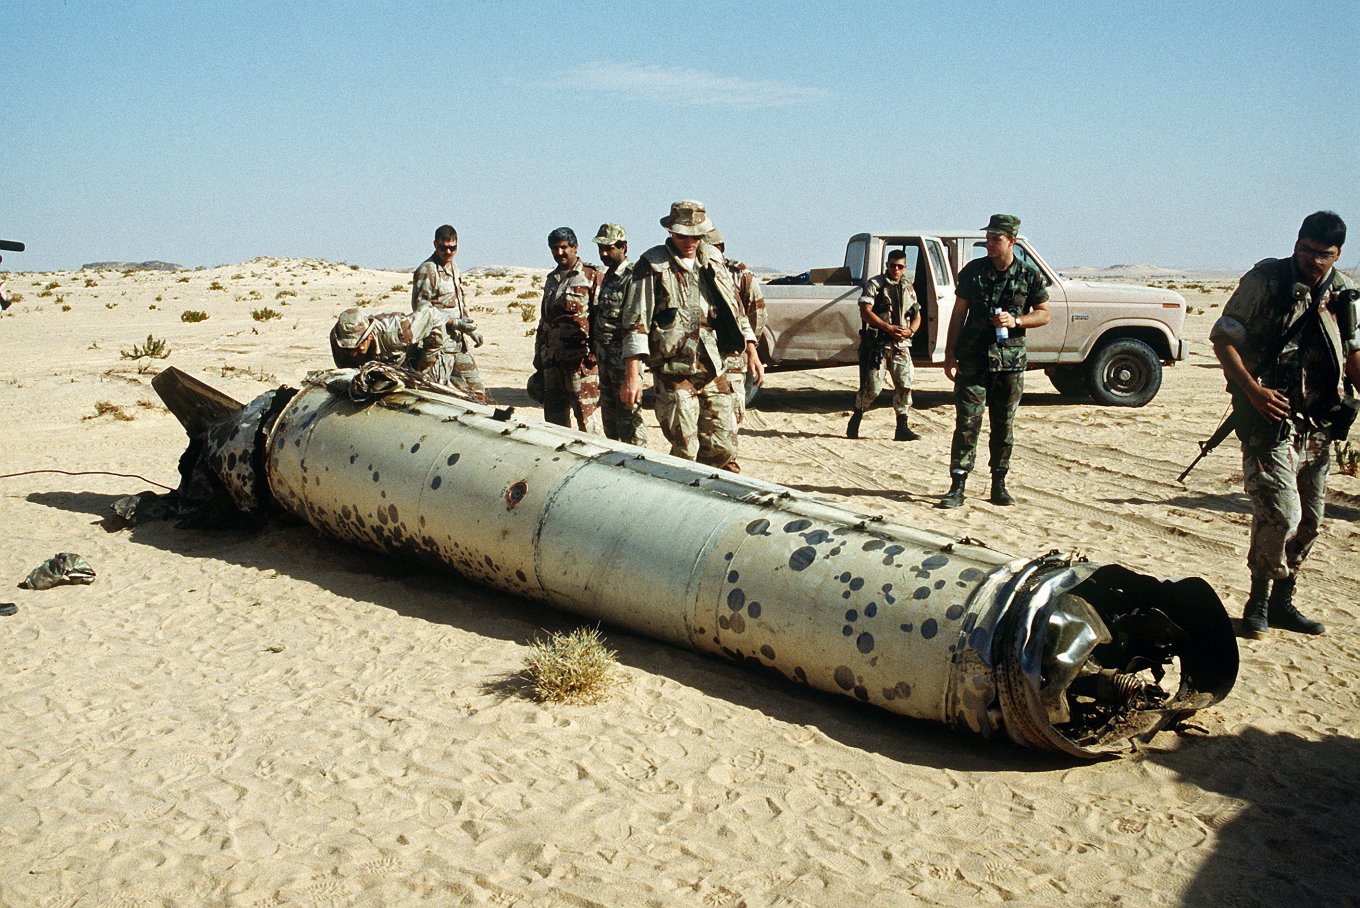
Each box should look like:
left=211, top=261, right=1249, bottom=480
left=992, top=308, right=1008, bottom=344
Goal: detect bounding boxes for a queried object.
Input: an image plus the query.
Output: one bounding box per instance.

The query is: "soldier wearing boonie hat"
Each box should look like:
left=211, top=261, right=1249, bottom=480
left=618, top=201, right=765, bottom=470
left=939, top=214, right=1051, bottom=509
left=590, top=223, right=646, bottom=445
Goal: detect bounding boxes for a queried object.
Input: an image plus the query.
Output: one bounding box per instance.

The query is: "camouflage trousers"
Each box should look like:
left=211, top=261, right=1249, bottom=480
left=425, top=348, right=488, bottom=401
left=654, top=371, right=739, bottom=468
left=597, top=359, right=647, bottom=446
left=855, top=345, right=914, bottom=414
left=723, top=351, right=750, bottom=425
left=543, top=360, right=603, bottom=435
left=1243, top=428, right=1330, bottom=580
left=949, top=369, right=1024, bottom=474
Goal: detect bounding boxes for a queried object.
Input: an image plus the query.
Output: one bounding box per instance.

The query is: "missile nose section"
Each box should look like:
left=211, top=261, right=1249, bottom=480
left=152, top=366, right=1239, bottom=758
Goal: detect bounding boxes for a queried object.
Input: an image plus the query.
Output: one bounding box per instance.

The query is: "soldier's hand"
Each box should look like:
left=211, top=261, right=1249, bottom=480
left=469, top=330, right=484, bottom=348
left=746, top=341, right=765, bottom=382
left=943, top=357, right=957, bottom=382
left=1249, top=385, right=1291, bottom=423
left=889, top=324, right=910, bottom=340
left=620, top=364, right=643, bottom=408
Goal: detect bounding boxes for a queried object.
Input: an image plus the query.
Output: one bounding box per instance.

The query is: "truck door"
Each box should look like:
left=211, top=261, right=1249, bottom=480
left=920, top=237, right=955, bottom=362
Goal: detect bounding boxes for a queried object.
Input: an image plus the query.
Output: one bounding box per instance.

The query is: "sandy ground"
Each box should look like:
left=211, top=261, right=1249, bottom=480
left=1, top=260, right=1357, bottom=906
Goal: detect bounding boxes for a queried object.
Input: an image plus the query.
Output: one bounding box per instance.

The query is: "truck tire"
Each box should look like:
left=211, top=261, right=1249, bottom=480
left=1086, top=338, right=1161, bottom=407
left=1046, top=366, right=1090, bottom=398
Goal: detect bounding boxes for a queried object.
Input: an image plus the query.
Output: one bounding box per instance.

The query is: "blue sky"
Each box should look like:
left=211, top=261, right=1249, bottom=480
left=4, top=1, right=1357, bottom=273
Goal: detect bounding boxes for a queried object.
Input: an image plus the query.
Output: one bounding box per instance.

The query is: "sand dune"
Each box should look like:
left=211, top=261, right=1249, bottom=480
left=2, top=259, right=1357, bottom=906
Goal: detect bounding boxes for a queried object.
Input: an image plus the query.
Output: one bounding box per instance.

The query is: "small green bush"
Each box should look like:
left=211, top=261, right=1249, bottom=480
left=491, top=285, right=514, bottom=296
left=522, top=627, right=617, bottom=704
left=251, top=307, right=283, bottom=322
left=181, top=310, right=209, bottom=323
left=208, top=280, right=226, bottom=291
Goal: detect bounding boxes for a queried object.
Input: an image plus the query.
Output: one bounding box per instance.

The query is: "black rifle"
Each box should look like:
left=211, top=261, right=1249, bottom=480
left=1177, top=407, right=1237, bottom=484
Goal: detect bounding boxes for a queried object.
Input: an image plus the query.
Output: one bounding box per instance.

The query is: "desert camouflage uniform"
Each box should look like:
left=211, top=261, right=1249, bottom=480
left=592, top=259, right=646, bottom=444
left=1210, top=258, right=1359, bottom=579
left=622, top=240, right=756, bottom=467
left=855, top=273, right=919, bottom=415
left=329, top=307, right=447, bottom=371
left=720, top=259, right=767, bottom=424
left=949, top=256, right=1049, bottom=474
left=537, top=258, right=604, bottom=435
left=412, top=255, right=487, bottom=398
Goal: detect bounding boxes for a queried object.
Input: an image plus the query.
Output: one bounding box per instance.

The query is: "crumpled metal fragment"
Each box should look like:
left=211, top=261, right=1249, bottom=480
left=20, top=553, right=96, bottom=590
left=107, top=491, right=180, bottom=529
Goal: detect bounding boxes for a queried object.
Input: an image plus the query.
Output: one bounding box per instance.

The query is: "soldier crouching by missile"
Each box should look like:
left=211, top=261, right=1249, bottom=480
left=1210, top=210, right=1360, bottom=639
left=329, top=306, right=475, bottom=377
left=619, top=200, right=764, bottom=472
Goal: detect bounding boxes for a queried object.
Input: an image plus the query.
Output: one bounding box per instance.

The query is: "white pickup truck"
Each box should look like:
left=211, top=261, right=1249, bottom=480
left=756, top=231, right=1188, bottom=406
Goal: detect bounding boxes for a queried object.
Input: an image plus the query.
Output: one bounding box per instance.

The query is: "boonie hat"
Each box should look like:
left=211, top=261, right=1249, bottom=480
left=660, top=200, right=714, bottom=237
left=982, top=214, right=1021, bottom=236
left=332, top=307, right=368, bottom=349
left=592, top=223, right=627, bottom=246
left=703, top=227, right=725, bottom=247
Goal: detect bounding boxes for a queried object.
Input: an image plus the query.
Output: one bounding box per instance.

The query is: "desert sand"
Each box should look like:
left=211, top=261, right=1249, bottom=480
left=1, top=259, right=1357, bottom=906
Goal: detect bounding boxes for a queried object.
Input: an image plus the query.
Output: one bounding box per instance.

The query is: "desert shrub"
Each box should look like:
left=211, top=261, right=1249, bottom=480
left=208, top=280, right=226, bottom=291
left=36, top=289, right=52, bottom=298
left=154, top=295, right=163, bottom=302
left=230, top=273, right=245, bottom=280
left=1336, top=441, right=1360, bottom=477
left=121, top=334, right=171, bottom=364
left=349, top=264, right=360, bottom=270
left=522, top=627, right=617, bottom=704
left=45, top=281, right=60, bottom=290
left=517, top=290, right=537, bottom=299
left=251, top=307, right=282, bottom=322
left=177, top=276, right=190, bottom=283
left=60, top=304, right=71, bottom=312
left=84, top=401, right=134, bottom=422
left=5, top=292, right=20, bottom=303
left=85, top=278, right=98, bottom=287
left=121, top=269, right=135, bottom=276
left=390, top=284, right=405, bottom=292
left=105, top=302, right=117, bottom=309
left=181, top=310, right=209, bottom=323
left=491, top=285, right=514, bottom=295
left=275, top=289, right=296, bottom=299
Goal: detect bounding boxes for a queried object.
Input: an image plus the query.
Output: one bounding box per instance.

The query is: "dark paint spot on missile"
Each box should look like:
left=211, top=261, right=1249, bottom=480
left=377, top=508, right=389, bottom=525
left=913, top=587, right=930, bottom=600
left=388, top=505, right=399, bottom=522
left=853, top=685, right=869, bottom=701
left=349, top=454, right=357, bottom=464
left=842, top=591, right=851, bottom=599
left=724, top=551, right=733, bottom=561
left=789, top=547, right=816, bottom=571
left=483, top=555, right=494, bottom=568
left=746, top=601, right=760, bottom=619
left=959, top=567, right=984, bottom=581
left=793, top=667, right=807, bottom=682
left=727, top=588, right=745, bottom=611
left=729, top=614, right=745, bottom=634
left=856, top=632, right=875, bottom=654
left=727, top=570, right=739, bottom=583
left=341, top=505, right=351, bottom=519
left=848, top=577, right=864, bottom=591
left=718, top=616, right=730, bottom=630
left=900, top=623, right=913, bottom=633
left=885, top=545, right=904, bottom=558
left=921, top=618, right=938, bottom=639
left=745, top=518, right=771, bottom=536
left=784, top=519, right=812, bottom=533
left=839, top=571, right=851, bottom=582
left=945, top=604, right=964, bottom=621
left=805, top=529, right=830, bottom=544
left=226, top=452, right=237, bottom=470
left=516, top=570, right=527, bottom=583
left=842, top=625, right=853, bottom=636
left=845, top=609, right=858, bottom=622
left=865, top=603, right=877, bottom=618
left=935, top=579, right=946, bottom=589
left=372, top=471, right=380, bottom=482
left=882, top=585, right=896, bottom=604
left=431, top=475, right=442, bottom=490
left=760, top=645, right=775, bottom=660
left=863, top=540, right=885, bottom=551
left=922, top=554, right=949, bottom=570
left=833, top=666, right=855, bottom=690
left=447, top=453, right=460, bottom=466
left=411, top=442, right=420, bottom=453
left=882, top=682, right=911, bottom=701
left=828, top=546, right=844, bottom=557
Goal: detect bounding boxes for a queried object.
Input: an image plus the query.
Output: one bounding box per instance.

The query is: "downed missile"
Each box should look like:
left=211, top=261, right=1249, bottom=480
left=152, top=365, right=1238, bottom=758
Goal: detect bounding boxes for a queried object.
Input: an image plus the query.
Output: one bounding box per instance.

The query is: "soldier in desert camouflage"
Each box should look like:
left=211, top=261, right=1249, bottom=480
left=411, top=224, right=487, bottom=400
left=619, top=200, right=764, bottom=470
left=536, top=227, right=604, bottom=435
left=591, top=223, right=646, bottom=444
left=704, top=227, right=767, bottom=425
left=329, top=306, right=452, bottom=372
